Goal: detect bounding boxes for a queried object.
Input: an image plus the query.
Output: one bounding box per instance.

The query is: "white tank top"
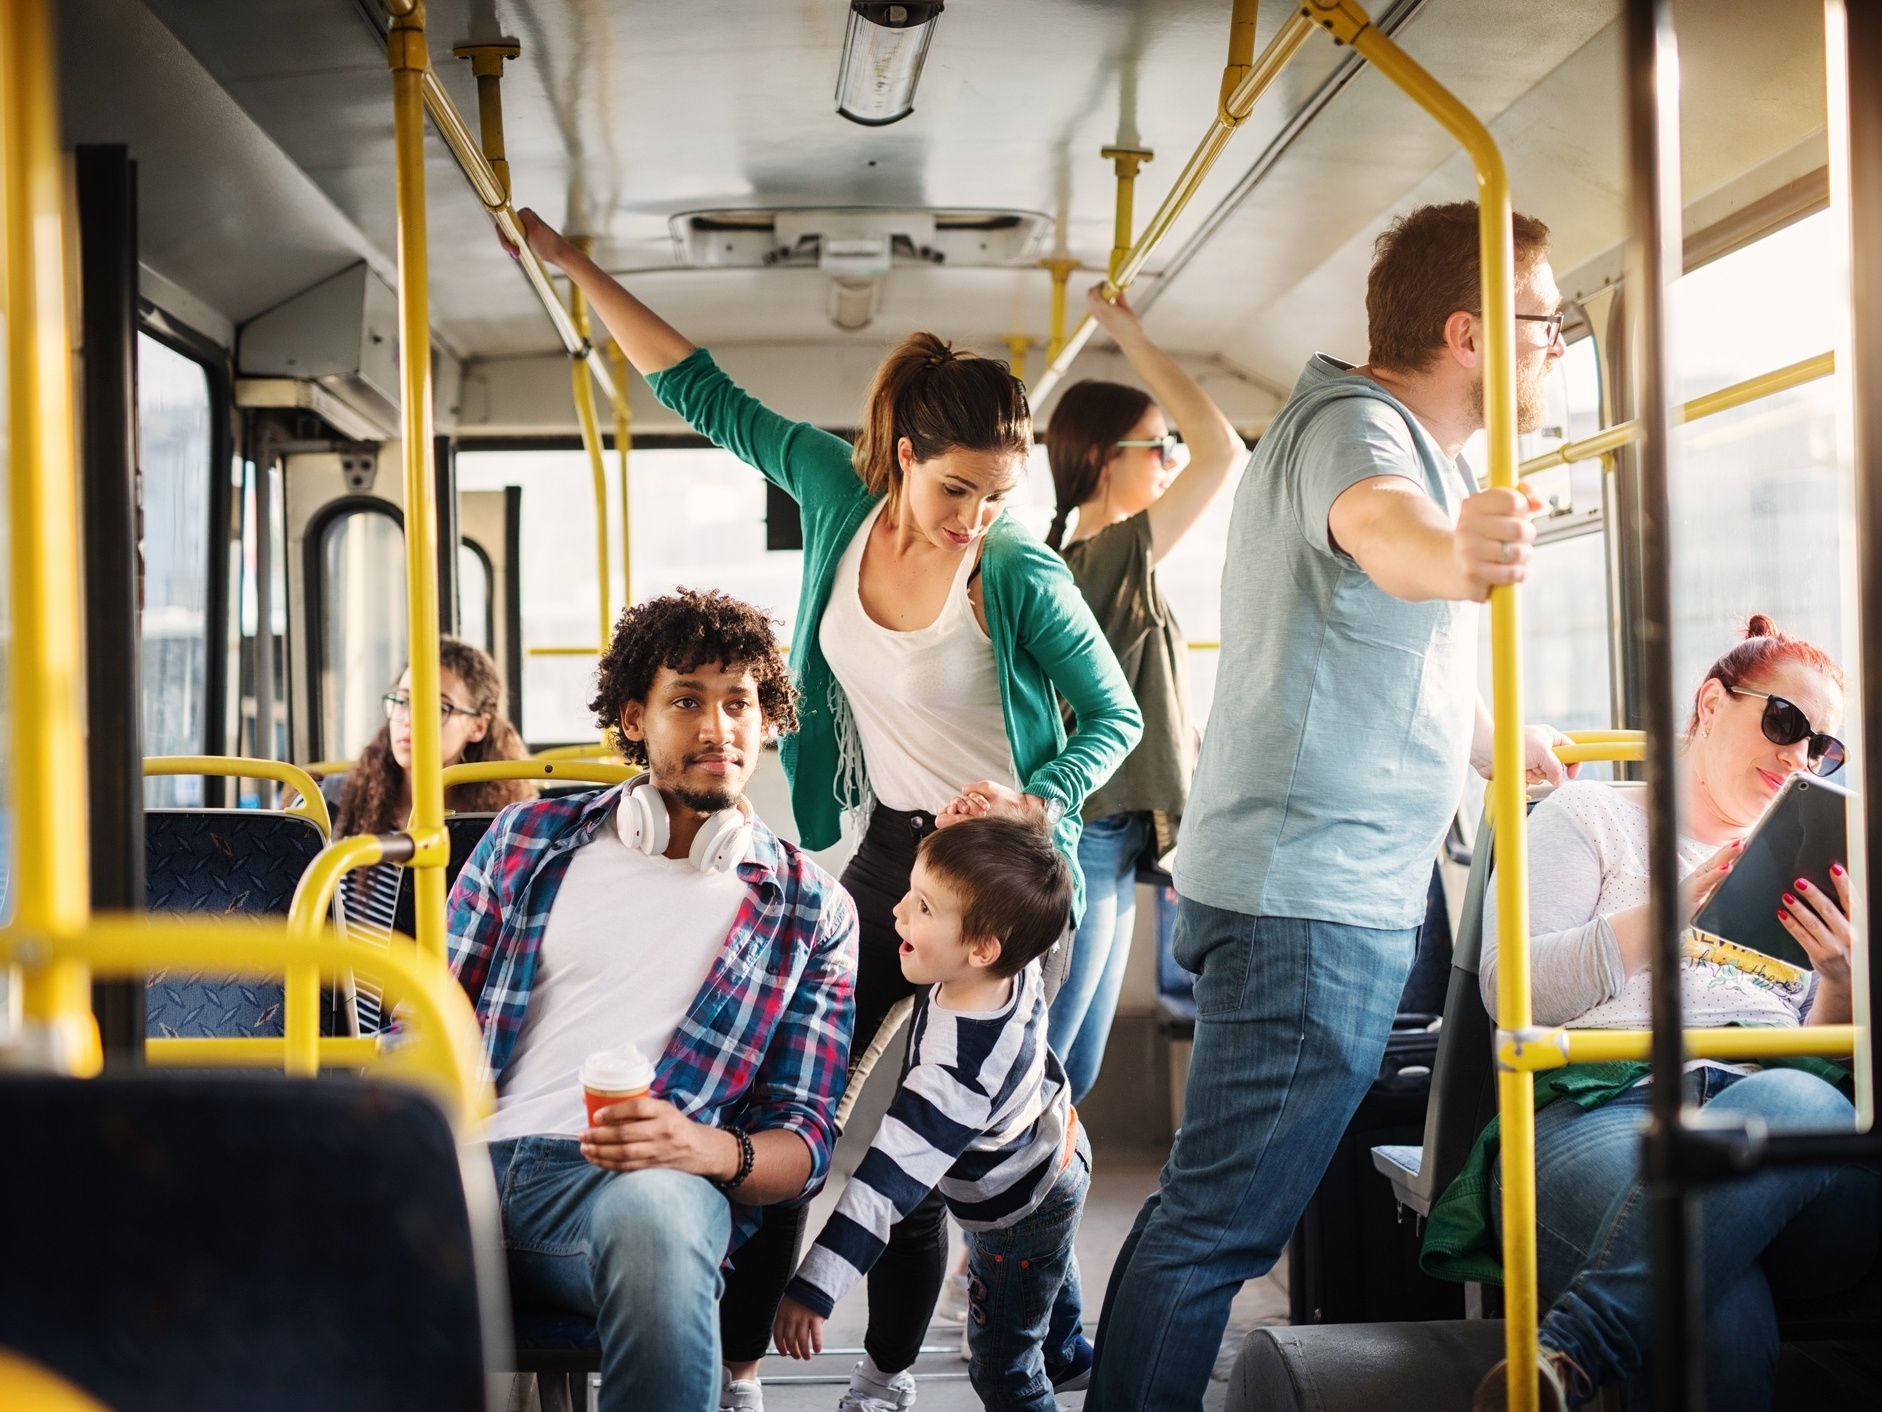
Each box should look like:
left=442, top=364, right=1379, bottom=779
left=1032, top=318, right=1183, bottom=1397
left=819, top=501, right=1018, bottom=814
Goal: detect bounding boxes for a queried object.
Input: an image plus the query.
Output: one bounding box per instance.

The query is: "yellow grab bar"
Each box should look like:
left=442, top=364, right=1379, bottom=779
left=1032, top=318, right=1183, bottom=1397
left=568, top=250, right=615, bottom=646
left=610, top=341, right=635, bottom=607
left=143, top=755, right=332, bottom=839
left=1, top=0, right=99, bottom=1076
left=1299, top=2, right=1539, bottom=1403
left=1, top=914, right=493, bottom=1128
left=386, top=1, right=452, bottom=962
left=1031, top=8, right=1317, bottom=404
left=442, top=760, right=636, bottom=789
left=1501, top=1024, right=1859, bottom=1072
left=1519, top=351, right=1836, bottom=477
left=148, top=1035, right=384, bottom=1068
left=532, top=741, right=624, bottom=762
left=304, top=758, right=355, bottom=777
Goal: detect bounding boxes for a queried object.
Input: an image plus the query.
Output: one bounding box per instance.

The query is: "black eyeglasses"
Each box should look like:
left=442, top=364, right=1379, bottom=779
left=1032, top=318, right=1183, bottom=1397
left=1727, top=687, right=1846, bottom=777
left=1515, top=311, right=1566, bottom=345
left=384, top=691, right=483, bottom=724
left=1115, top=434, right=1189, bottom=469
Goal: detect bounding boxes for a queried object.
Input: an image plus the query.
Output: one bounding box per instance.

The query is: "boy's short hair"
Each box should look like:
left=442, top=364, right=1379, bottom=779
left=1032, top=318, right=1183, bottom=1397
left=588, top=588, right=798, bottom=764
left=918, top=818, right=1072, bottom=977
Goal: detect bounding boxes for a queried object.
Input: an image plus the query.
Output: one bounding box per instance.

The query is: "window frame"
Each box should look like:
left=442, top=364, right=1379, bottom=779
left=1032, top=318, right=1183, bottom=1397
left=303, top=494, right=405, bottom=762
left=459, top=534, right=497, bottom=657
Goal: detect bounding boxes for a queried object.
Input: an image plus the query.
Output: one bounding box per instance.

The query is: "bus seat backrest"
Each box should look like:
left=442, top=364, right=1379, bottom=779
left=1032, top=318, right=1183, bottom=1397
left=1415, top=810, right=1501, bottom=1208
left=144, top=809, right=326, bottom=1038
left=0, top=1074, right=493, bottom=1411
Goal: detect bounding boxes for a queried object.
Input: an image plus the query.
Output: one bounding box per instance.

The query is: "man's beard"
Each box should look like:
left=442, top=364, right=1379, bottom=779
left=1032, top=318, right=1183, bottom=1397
left=1470, top=357, right=1550, bottom=435
left=647, top=743, right=740, bottom=815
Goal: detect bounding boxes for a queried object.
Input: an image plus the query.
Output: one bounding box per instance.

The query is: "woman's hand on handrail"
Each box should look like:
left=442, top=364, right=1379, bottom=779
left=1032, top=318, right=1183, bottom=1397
left=1084, top=283, right=1246, bottom=566
left=506, top=208, right=696, bottom=375
left=1784, top=863, right=1856, bottom=1023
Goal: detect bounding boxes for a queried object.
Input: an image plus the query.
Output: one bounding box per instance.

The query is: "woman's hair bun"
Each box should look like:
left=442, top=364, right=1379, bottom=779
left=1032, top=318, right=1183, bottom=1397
left=1744, top=613, right=1781, bottom=641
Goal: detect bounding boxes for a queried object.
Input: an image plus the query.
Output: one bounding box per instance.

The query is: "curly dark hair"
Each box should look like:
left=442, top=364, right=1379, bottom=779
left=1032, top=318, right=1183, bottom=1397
left=589, top=589, right=798, bottom=765
left=334, top=636, right=535, bottom=837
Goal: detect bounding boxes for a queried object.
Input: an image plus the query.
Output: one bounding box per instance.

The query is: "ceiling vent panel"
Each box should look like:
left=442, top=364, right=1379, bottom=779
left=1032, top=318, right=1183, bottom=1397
left=672, top=208, right=1049, bottom=269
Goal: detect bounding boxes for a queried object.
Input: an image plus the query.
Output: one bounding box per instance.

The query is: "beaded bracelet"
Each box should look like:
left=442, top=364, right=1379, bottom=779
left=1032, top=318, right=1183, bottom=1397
left=713, top=1125, right=755, bottom=1193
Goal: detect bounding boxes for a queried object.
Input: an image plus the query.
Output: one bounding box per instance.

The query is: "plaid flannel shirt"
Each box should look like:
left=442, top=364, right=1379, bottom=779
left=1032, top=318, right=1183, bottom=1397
left=447, top=784, right=857, bottom=1244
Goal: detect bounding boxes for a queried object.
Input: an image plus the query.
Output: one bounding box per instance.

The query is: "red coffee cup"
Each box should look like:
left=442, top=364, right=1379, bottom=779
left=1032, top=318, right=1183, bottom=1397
left=580, top=1046, right=655, bottom=1126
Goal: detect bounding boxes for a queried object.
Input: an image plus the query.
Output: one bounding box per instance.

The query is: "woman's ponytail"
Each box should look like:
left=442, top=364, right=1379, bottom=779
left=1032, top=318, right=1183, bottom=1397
left=854, top=332, right=1031, bottom=499
left=1046, top=506, right=1073, bottom=551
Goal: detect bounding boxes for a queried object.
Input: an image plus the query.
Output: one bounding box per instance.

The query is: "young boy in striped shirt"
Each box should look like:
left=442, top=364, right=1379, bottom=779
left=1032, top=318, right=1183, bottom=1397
left=774, top=817, right=1093, bottom=1412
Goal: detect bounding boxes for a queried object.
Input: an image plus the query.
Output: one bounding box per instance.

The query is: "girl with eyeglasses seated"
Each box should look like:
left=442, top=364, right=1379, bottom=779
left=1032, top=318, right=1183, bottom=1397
left=331, top=636, right=536, bottom=837
left=1441, top=615, right=1879, bottom=1411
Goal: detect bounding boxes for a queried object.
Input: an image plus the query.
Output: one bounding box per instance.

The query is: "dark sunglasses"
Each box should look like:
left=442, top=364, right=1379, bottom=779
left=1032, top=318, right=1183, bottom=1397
left=1727, top=687, right=1846, bottom=777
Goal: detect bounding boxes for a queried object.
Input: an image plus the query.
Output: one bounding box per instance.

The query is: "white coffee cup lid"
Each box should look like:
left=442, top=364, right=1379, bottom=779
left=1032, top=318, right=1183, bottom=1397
left=580, top=1045, right=655, bottom=1094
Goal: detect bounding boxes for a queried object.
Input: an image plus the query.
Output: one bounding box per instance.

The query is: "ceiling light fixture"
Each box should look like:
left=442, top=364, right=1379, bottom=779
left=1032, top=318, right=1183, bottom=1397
left=835, top=2, right=944, bottom=127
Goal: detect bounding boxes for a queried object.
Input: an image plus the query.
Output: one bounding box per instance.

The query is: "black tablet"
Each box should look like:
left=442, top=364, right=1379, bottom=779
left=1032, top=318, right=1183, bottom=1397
left=1691, top=773, right=1851, bottom=970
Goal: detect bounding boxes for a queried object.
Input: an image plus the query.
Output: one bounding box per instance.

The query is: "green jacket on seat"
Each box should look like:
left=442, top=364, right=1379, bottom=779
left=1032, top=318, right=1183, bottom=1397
left=645, top=348, right=1143, bottom=918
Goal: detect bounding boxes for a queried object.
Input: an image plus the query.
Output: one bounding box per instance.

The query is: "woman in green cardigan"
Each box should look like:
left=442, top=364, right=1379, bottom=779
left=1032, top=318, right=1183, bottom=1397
left=512, top=211, right=1141, bottom=1411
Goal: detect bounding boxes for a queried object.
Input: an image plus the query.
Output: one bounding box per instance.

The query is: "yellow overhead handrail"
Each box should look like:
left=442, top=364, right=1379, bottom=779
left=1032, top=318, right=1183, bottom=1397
left=305, top=758, right=355, bottom=777
left=1295, top=1, right=1539, bottom=1404
left=0, top=914, right=493, bottom=1129
left=610, top=341, right=635, bottom=608
left=377, top=0, right=453, bottom=966
left=0, top=0, right=99, bottom=1077
left=1519, top=351, right=1837, bottom=477
left=442, top=760, right=636, bottom=790
left=1031, top=4, right=1317, bottom=404
left=143, top=756, right=332, bottom=839
left=418, top=39, right=619, bottom=407
left=532, top=741, right=625, bottom=763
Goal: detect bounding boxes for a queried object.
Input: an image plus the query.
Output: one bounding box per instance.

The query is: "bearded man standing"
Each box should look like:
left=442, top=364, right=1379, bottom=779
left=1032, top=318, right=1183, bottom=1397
left=1089, top=202, right=1574, bottom=1410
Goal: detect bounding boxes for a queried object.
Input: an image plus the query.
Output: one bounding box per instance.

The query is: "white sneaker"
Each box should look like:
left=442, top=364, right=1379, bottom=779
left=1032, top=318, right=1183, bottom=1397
left=720, top=1365, right=764, bottom=1412
left=835, top=1359, right=917, bottom=1411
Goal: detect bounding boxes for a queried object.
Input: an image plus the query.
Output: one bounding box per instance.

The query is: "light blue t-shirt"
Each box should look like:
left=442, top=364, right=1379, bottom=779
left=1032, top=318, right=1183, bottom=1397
left=1176, top=356, right=1479, bottom=930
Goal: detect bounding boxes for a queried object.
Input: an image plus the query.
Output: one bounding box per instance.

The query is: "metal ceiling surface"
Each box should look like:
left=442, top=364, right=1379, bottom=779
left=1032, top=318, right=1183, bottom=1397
left=90, top=0, right=1831, bottom=403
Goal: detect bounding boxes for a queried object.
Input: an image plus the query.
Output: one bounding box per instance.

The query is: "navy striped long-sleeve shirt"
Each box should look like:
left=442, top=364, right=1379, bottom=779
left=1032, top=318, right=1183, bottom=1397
left=785, top=962, right=1071, bottom=1318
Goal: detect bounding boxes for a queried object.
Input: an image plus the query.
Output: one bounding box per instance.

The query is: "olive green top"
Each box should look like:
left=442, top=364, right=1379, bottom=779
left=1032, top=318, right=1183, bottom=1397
left=1060, top=511, right=1193, bottom=823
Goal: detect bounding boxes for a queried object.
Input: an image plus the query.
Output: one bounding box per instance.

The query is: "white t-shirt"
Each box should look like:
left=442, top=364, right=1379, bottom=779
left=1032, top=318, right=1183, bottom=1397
left=1481, top=780, right=1812, bottom=1047
left=483, top=807, right=748, bottom=1142
left=818, top=500, right=1018, bottom=814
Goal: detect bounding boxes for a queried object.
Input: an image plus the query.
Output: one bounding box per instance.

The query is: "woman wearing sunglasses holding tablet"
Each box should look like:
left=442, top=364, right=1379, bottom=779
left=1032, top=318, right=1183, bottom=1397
left=1437, top=616, right=1876, bottom=1412
left=1039, top=285, right=1245, bottom=1103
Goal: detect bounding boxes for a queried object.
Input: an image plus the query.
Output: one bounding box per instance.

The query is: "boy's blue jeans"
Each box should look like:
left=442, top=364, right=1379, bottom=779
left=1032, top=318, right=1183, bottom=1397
left=490, top=1137, right=731, bottom=1412
left=965, top=1124, right=1092, bottom=1412
left=1490, top=1065, right=1881, bottom=1409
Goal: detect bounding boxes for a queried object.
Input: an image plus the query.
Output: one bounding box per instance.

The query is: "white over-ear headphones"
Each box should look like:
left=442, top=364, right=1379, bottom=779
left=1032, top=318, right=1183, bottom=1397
left=615, top=775, right=752, bottom=875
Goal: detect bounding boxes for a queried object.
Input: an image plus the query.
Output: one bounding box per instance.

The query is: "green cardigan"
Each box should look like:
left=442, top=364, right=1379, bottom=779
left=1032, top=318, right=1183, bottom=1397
left=645, top=349, right=1143, bottom=916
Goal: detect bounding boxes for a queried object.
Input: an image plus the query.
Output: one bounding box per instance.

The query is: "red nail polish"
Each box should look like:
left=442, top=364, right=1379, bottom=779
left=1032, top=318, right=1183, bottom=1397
left=1831, top=863, right=1846, bottom=877
left=1796, top=878, right=1810, bottom=891
left=1783, top=893, right=1798, bottom=907
left=1778, top=909, right=1790, bottom=921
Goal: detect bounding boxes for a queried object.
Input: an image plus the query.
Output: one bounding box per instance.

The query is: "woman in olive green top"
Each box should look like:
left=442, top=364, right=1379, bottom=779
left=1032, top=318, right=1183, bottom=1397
left=1043, top=286, right=1246, bottom=1102
left=511, top=211, right=1140, bottom=1408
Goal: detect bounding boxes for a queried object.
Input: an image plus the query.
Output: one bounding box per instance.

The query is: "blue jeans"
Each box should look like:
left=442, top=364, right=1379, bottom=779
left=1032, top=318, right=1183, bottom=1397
left=1490, top=1066, right=1881, bottom=1410
left=1049, top=813, right=1147, bottom=1102
left=1087, top=900, right=1415, bottom=1411
left=966, top=1125, right=1092, bottom=1412
left=490, top=1138, right=732, bottom=1412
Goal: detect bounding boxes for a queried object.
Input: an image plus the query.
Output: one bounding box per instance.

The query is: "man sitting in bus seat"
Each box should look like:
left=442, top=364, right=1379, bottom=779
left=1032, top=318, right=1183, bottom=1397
left=447, top=589, right=857, bottom=1412
left=1087, top=202, right=1574, bottom=1411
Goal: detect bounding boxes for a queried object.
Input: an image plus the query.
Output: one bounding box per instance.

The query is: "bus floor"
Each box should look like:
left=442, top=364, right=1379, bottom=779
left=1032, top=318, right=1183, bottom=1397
left=756, top=1153, right=1290, bottom=1411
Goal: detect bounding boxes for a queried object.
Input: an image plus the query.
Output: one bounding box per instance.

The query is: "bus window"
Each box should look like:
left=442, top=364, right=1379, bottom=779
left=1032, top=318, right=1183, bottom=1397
left=457, top=447, right=800, bottom=745
left=316, top=505, right=407, bottom=760
left=1669, top=209, right=1847, bottom=696
left=138, top=333, right=213, bottom=806
left=458, top=538, right=495, bottom=655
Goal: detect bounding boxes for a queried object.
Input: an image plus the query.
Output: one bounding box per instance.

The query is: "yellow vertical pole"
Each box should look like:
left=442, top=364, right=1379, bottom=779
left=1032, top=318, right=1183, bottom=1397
left=567, top=250, right=613, bottom=646
left=0, top=0, right=99, bottom=1075
left=385, top=0, right=450, bottom=961
left=609, top=341, right=634, bottom=608
left=452, top=40, right=521, bottom=201
left=1003, top=334, right=1032, bottom=389
left=1099, top=145, right=1154, bottom=286
left=1220, top=0, right=1262, bottom=123
left=1304, top=3, right=1534, bottom=1407
left=1042, top=257, right=1079, bottom=366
